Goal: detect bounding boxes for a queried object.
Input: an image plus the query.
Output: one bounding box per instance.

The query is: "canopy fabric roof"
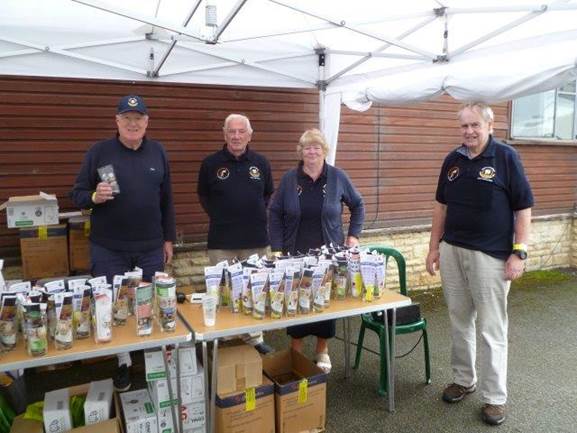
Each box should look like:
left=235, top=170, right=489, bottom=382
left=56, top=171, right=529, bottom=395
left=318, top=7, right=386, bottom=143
left=2, top=0, right=577, bottom=162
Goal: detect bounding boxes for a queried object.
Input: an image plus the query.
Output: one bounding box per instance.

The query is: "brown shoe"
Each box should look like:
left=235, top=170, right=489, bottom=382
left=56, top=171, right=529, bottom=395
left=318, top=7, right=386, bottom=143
left=442, top=383, right=476, bottom=403
left=482, top=404, right=506, bottom=426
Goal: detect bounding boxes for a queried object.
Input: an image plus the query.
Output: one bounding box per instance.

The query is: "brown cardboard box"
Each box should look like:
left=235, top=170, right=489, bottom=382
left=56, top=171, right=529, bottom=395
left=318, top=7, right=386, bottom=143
left=68, top=216, right=91, bottom=272
left=217, top=344, right=262, bottom=395
left=216, top=375, right=275, bottom=433
left=20, top=224, right=69, bottom=280
left=262, top=350, right=327, bottom=433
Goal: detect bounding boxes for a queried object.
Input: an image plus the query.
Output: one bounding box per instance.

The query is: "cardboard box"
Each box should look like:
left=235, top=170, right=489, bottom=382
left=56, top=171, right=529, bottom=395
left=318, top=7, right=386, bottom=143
left=119, top=389, right=158, bottom=433
left=215, top=375, right=275, bottom=433
left=20, top=224, right=69, bottom=280
left=69, top=215, right=91, bottom=272
left=84, top=379, right=114, bottom=425
left=43, top=388, right=72, bottom=433
left=71, top=418, right=119, bottom=433
left=154, top=401, right=206, bottom=433
left=263, top=350, right=327, bottom=433
left=148, top=368, right=204, bottom=408
left=145, top=346, right=198, bottom=381
left=0, top=192, right=58, bottom=228
left=217, top=344, right=262, bottom=395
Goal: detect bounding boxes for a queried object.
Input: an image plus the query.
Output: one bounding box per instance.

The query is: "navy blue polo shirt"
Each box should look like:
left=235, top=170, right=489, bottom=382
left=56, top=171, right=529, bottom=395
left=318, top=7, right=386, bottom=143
left=293, top=162, right=327, bottom=255
left=197, top=145, right=274, bottom=249
left=435, top=136, right=534, bottom=260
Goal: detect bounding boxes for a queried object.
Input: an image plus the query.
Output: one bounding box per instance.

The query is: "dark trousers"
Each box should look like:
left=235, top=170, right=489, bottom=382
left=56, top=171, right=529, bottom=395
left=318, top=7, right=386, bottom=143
left=90, top=242, right=165, bottom=284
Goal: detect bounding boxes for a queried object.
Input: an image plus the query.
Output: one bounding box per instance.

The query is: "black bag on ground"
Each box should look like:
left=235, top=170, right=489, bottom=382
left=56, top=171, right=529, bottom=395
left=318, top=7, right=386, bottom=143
left=371, top=303, right=421, bottom=326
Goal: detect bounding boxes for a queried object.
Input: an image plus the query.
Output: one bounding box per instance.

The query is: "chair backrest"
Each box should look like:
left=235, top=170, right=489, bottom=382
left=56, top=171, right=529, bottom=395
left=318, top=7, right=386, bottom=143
left=365, top=245, right=408, bottom=296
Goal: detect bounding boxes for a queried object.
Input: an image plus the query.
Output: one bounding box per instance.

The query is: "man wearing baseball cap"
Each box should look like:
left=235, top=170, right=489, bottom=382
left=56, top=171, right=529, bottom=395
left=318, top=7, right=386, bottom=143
left=72, top=95, right=176, bottom=390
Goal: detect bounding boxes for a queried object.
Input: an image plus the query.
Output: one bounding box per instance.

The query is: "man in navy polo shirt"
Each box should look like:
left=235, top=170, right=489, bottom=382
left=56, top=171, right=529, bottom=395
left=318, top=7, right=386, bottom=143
left=72, top=95, right=176, bottom=390
left=426, top=102, right=533, bottom=426
left=197, top=113, right=273, bottom=353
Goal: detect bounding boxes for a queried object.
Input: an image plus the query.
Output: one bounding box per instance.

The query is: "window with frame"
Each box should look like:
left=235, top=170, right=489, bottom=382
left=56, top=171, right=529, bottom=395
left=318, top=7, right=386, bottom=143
left=511, top=80, right=577, bottom=140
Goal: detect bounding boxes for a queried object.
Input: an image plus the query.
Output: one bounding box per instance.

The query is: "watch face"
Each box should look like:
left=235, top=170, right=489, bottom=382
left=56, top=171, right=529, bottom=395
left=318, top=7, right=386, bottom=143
left=514, top=250, right=528, bottom=260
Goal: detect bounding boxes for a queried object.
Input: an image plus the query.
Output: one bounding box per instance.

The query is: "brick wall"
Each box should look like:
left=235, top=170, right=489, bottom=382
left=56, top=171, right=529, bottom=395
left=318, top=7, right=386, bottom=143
left=169, top=213, right=577, bottom=292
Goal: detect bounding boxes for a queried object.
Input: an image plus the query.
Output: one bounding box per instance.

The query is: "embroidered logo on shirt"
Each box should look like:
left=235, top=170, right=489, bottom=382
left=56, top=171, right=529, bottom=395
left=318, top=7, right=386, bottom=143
left=296, top=185, right=303, bottom=196
left=447, top=166, right=460, bottom=181
left=217, top=167, right=230, bottom=180
left=478, top=166, right=496, bottom=181
left=249, top=166, right=261, bottom=180
left=149, top=167, right=156, bottom=172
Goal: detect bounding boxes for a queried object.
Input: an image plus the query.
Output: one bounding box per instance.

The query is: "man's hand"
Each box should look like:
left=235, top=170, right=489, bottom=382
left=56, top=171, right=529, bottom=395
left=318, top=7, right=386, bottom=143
left=346, top=235, right=359, bottom=248
left=505, top=254, right=525, bottom=281
left=92, top=182, right=114, bottom=204
left=164, top=241, right=174, bottom=264
left=426, top=249, right=440, bottom=276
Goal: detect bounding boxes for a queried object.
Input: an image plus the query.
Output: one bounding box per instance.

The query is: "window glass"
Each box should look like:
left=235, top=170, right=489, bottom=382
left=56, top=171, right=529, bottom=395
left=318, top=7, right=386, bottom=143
left=555, top=93, right=575, bottom=140
left=511, top=90, right=555, bottom=138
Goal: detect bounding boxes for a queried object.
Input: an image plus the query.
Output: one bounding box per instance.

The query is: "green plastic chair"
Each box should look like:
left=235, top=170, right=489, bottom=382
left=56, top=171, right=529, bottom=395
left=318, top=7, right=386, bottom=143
left=353, top=245, right=431, bottom=396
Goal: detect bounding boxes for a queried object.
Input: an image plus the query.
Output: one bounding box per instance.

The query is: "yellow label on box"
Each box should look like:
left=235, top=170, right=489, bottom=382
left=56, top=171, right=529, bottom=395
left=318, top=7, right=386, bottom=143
left=298, top=379, right=308, bottom=403
left=37, top=226, right=48, bottom=240
left=83, top=220, right=91, bottom=237
left=245, top=387, right=256, bottom=411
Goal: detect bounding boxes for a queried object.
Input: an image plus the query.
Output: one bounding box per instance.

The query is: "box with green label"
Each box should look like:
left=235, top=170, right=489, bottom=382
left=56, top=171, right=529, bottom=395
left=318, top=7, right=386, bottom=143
left=0, top=192, right=59, bottom=228
left=119, top=389, right=158, bottom=433
left=262, top=349, right=327, bottom=433
left=215, top=375, right=274, bottom=433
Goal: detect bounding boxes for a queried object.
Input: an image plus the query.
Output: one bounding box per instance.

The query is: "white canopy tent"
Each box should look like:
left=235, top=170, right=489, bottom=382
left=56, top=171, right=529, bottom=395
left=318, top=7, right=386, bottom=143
left=2, top=0, right=577, bottom=163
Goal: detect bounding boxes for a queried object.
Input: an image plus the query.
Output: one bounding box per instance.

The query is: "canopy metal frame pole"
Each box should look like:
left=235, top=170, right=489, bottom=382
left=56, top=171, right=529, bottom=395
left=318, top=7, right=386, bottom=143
left=269, top=0, right=437, bottom=60
left=211, top=0, right=249, bottom=43
left=153, top=0, right=203, bottom=77
left=325, top=15, right=438, bottom=85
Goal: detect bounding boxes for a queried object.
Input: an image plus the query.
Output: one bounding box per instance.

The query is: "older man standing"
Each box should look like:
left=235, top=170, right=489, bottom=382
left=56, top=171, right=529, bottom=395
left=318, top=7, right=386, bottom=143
left=72, top=95, right=176, bottom=390
left=197, top=113, right=274, bottom=353
left=426, top=102, right=533, bottom=426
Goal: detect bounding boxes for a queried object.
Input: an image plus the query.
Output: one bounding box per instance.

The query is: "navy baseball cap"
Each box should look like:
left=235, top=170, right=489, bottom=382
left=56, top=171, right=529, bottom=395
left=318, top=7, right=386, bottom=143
left=117, top=95, right=148, bottom=115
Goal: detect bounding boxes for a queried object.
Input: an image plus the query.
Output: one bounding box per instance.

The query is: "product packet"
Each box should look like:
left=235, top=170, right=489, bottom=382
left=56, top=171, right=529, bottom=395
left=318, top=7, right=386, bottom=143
left=97, top=164, right=120, bottom=194
left=44, top=279, right=66, bottom=294
left=93, top=287, right=113, bottom=343
left=298, top=268, right=313, bottom=314
left=317, top=259, right=334, bottom=308
left=284, top=267, right=298, bottom=317
left=204, top=266, right=223, bottom=305
left=23, top=302, right=48, bottom=357
left=360, top=255, right=376, bottom=302
left=112, top=275, right=124, bottom=303
left=113, top=278, right=130, bottom=326
left=215, top=260, right=230, bottom=307
left=268, top=271, right=285, bottom=319
left=311, top=267, right=326, bottom=312
left=6, top=281, right=31, bottom=293
left=374, top=254, right=386, bottom=298
left=241, top=268, right=253, bottom=315
left=72, top=287, right=92, bottom=339
left=333, top=255, right=348, bottom=299
left=123, top=272, right=142, bottom=316
left=54, top=293, right=74, bottom=350
left=250, top=272, right=268, bottom=320
left=155, top=277, right=177, bottom=332
left=228, top=262, right=243, bottom=313
left=87, top=276, right=108, bottom=289
left=135, top=283, right=154, bottom=336
left=0, top=295, right=18, bottom=350
left=348, top=249, right=362, bottom=298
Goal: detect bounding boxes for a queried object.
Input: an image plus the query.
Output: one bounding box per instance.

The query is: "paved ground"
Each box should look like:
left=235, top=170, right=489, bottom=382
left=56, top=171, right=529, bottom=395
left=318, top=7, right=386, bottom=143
left=14, top=269, right=577, bottom=433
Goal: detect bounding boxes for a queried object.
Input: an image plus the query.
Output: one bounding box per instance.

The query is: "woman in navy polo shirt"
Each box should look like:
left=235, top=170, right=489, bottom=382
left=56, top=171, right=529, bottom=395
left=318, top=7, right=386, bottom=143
left=269, top=129, right=365, bottom=373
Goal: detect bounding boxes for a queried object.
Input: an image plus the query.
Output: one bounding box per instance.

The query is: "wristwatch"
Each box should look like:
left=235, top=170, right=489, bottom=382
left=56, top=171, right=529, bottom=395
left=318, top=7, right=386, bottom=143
left=512, top=243, right=528, bottom=260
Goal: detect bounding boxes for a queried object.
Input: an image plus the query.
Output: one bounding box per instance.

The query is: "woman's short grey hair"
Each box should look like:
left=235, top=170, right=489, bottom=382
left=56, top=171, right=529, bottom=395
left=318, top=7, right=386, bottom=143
left=297, top=128, right=330, bottom=159
left=223, top=113, right=253, bottom=133
left=457, top=102, right=494, bottom=123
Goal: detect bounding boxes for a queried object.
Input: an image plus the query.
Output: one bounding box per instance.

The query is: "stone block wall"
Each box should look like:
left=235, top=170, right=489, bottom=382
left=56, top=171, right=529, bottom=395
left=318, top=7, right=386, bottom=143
left=170, top=213, right=576, bottom=292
